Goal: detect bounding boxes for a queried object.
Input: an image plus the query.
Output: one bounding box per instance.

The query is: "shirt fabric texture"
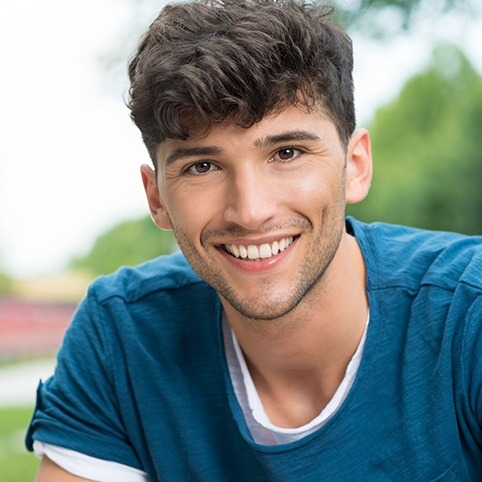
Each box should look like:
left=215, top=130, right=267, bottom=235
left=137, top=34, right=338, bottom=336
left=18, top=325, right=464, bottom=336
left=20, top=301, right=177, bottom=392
left=26, top=218, right=482, bottom=481
left=31, top=312, right=367, bottom=479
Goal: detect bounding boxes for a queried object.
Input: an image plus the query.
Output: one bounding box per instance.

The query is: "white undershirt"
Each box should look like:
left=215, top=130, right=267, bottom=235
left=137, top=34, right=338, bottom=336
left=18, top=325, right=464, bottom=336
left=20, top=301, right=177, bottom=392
left=222, top=314, right=369, bottom=444
left=32, top=442, right=148, bottom=482
left=34, top=313, right=369, bottom=478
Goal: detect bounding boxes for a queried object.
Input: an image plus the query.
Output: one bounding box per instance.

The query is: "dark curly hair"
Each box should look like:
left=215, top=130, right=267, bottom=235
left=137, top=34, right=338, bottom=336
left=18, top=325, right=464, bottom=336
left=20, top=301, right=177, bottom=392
left=128, top=0, right=355, bottom=163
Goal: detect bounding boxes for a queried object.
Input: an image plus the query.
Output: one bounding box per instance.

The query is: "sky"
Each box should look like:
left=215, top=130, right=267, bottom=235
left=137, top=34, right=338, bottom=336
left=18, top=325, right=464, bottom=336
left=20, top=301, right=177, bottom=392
left=0, top=0, right=481, bottom=278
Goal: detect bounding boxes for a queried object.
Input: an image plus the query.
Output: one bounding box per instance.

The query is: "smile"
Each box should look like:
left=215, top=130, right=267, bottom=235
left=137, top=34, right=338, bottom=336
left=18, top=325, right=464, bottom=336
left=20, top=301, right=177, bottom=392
left=223, top=236, right=295, bottom=261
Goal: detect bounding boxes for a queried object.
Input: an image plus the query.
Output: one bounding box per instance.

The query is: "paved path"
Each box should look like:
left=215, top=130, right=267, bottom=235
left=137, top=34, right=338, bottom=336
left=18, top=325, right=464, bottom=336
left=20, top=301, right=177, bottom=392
left=0, top=359, right=56, bottom=408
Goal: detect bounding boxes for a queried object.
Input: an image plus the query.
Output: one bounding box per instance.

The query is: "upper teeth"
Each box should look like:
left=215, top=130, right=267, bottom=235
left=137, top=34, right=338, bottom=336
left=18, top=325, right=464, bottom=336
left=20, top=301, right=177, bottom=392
left=224, top=236, right=294, bottom=260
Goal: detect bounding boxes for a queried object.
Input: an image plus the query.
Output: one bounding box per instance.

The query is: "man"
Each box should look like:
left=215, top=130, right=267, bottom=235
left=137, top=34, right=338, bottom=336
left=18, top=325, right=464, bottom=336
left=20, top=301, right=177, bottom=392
left=27, top=0, right=482, bottom=480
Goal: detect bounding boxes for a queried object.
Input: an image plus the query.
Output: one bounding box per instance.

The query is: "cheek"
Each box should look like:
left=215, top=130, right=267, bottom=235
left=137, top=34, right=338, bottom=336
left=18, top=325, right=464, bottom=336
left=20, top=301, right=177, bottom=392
left=164, top=187, right=219, bottom=237
left=296, top=176, right=322, bottom=199
left=285, top=169, right=344, bottom=210
left=169, top=204, right=199, bottom=234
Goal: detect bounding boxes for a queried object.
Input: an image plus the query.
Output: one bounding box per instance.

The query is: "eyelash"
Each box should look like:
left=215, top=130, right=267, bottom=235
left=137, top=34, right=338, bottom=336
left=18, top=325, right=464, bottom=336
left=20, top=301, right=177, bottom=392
left=270, top=147, right=303, bottom=163
left=183, top=147, right=303, bottom=176
left=185, top=161, right=219, bottom=176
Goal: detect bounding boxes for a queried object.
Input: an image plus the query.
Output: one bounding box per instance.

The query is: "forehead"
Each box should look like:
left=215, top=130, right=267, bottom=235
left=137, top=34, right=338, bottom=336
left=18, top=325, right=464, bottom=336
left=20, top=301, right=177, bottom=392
left=156, top=105, right=337, bottom=165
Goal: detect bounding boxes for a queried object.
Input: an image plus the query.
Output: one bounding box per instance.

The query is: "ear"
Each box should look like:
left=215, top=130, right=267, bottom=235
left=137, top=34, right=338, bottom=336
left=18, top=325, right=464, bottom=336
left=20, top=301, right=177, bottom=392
left=140, top=164, right=173, bottom=230
left=345, top=128, right=373, bottom=204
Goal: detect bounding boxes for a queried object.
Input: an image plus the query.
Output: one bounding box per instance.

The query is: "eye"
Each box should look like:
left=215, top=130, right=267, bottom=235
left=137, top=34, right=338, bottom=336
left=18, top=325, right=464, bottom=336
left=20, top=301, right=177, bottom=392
left=186, top=161, right=218, bottom=175
left=271, top=148, right=301, bottom=162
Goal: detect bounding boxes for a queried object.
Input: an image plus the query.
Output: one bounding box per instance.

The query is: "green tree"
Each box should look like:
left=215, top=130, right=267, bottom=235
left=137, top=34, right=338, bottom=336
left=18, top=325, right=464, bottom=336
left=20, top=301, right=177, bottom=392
left=348, top=44, right=482, bottom=235
left=0, top=271, right=12, bottom=295
left=70, top=216, right=177, bottom=276
left=336, top=0, right=477, bottom=36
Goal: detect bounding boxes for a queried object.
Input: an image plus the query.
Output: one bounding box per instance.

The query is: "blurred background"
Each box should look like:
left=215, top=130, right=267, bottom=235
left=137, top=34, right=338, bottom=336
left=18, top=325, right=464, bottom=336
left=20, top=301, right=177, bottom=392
left=0, top=0, right=481, bottom=479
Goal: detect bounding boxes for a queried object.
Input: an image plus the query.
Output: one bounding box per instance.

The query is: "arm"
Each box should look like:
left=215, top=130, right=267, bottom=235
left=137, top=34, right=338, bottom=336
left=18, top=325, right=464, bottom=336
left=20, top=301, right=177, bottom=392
left=35, top=456, right=93, bottom=482
left=31, top=442, right=149, bottom=481
left=27, top=288, right=144, bottom=476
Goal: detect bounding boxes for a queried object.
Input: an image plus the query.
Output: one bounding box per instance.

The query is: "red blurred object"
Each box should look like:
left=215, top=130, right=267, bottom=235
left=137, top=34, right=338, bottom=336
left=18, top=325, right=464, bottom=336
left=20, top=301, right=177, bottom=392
left=0, top=298, right=76, bottom=360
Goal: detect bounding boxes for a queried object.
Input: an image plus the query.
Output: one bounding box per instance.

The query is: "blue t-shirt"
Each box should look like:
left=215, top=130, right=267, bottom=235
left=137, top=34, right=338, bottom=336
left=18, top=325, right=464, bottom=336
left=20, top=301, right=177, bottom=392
left=26, top=218, right=482, bottom=481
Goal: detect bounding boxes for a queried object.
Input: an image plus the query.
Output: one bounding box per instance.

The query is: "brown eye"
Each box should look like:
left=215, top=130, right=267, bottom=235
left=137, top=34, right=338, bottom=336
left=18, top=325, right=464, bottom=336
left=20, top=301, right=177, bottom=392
left=187, top=162, right=216, bottom=175
left=278, top=148, right=296, bottom=160
left=272, top=148, right=301, bottom=163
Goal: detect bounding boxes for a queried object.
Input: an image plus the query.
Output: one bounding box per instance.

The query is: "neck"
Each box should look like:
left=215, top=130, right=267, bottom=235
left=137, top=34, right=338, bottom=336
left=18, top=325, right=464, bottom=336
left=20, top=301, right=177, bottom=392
left=221, top=232, right=368, bottom=427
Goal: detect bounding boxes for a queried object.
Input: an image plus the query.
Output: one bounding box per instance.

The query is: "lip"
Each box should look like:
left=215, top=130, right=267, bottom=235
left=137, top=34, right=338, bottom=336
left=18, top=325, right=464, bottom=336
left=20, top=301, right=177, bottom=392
left=216, top=236, right=298, bottom=273
left=218, top=232, right=299, bottom=246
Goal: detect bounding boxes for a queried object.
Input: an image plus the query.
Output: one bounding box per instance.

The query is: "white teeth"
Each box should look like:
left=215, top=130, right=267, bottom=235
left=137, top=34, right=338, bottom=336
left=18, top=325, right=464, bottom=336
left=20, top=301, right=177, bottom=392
left=224, top=236, right=295, bottom=261
left=259, top=244, right=271, bottom=259
left=247, top=245, right=259, bottom=259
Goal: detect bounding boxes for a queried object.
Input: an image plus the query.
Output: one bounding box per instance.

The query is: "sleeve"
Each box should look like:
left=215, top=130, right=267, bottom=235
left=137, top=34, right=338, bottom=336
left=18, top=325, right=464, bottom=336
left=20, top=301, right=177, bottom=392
left=461, top=295, right=482, bottom=443
left=33, top=442, right=148, bottom=482
left=25, top=284, right=144, bottom=471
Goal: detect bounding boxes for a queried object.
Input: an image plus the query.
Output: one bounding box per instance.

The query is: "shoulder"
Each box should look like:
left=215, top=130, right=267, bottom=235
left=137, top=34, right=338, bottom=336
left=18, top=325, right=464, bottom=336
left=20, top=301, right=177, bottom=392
left=347, top=217, right=482, bottom=294
left=56, top=251, right=221, bottom=379
left=86, top=251, right=208, bottom=305
left=78, top=252, right=221, bottom=335
left=348, top=218, right=482, bottom=436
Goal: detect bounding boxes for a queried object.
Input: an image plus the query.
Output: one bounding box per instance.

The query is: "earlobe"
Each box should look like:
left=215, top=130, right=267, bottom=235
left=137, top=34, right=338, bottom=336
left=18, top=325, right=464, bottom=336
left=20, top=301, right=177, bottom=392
left=140, top=164, right=173, bottom=230
left=345, top=129, right=373, bottom=204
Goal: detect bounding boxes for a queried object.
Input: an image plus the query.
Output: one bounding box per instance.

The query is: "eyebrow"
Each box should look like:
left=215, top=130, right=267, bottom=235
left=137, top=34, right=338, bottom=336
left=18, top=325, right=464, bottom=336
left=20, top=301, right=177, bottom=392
left=164, top=146, right=223, bottom=167
left=255, top=130, right=321, bottom=147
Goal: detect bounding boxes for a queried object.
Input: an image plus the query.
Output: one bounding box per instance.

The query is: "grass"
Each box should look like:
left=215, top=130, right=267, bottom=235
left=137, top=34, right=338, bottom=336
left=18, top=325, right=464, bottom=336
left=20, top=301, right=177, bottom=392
left=0, top=354, right=55, bottom=369
left=0, top=406, right=40, bottom=481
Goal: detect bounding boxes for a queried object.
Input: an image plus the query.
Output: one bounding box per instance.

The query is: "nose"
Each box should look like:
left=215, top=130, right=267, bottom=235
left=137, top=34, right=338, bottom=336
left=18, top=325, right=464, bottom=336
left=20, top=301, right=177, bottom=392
left=223, top=167, right=278, bottom=230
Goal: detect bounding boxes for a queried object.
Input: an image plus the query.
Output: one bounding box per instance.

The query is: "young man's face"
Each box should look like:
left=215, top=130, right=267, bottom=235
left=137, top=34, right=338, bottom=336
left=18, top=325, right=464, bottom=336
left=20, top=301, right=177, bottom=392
left=142, top=106, right=371, bottom=321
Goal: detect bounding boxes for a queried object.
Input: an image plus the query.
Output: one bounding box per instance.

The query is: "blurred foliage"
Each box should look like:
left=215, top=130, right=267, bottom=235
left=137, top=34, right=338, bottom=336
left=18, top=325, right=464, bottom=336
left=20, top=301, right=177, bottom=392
left=0, top=406, right=39, bottom=482
left=348, top=44, right=482, bottom=234
left=0, top=272, right=13, bottom=295
left=335, top=0, right=478, bottom=36
left=70, top=217, right=177, bottom=276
